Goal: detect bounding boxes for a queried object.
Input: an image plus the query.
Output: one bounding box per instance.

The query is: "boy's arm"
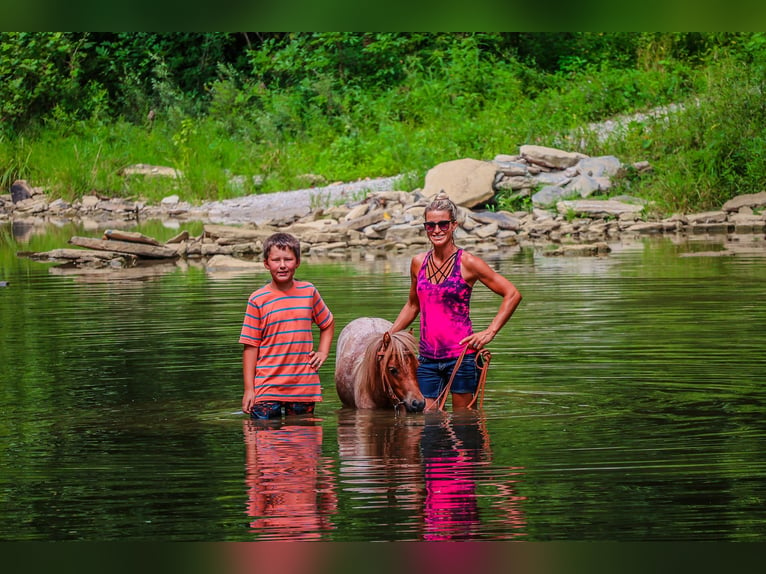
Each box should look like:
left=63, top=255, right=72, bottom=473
left=242, top=345, right=259, bottom=413
left=309, top=317, right=335, bottom=370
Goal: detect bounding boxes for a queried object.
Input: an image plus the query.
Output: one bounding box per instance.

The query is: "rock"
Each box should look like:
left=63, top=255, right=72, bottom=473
left=344, top=203, right=368, bottom=221
left=546, top=242, right=611, bottom=256
left=686, top=210, right=727, bottom=224
left=625, top=222, right=666, bottom=234
left=205, top=254, right=262, bottom=270
left=80, top=195, right=100, bottom=209
left=520, top=145, right=587, bottom=169
left=556, top=199, right=645, bottom=218
left=729, top=213, right=766, bottom=233
left=533, top=171, right=571, bottom=186
left=494, top=175, right=533, bottom=191
left=470, top=210, right=522, bottom=231
left=161, top=195, right=180, bottom=205
left=566, top=174, right=602, bottom=198
left=721, top=191, right=766, bottom=212
left=577, top=155, right=622, bottom=178
left=690, top=222, right=731, bottom=234
left=384, top=223, right=423, bottom=243
left=120, top=164, right=181, bottom=178
left=340, top=208, right=388, bottom=231
left=423, top=158, right=496, bottom=208
left=166, top=231, right=190, bottom=244
left=493, top=162, right=529, bottom=176
left=474, top=222, right=499, bottom=239
left=10, top=180, right=33, bottom=203
left=532, top=185, right=577, bottom=207
left=12, top=198, right=48, bottom=213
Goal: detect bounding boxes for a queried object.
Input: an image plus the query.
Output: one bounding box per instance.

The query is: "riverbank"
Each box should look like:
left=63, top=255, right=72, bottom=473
left=6, top=144, right=766, bottom=272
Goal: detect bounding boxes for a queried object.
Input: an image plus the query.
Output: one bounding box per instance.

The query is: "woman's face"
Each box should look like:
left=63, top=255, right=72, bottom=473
left=423, top=209, right=456, bottom=247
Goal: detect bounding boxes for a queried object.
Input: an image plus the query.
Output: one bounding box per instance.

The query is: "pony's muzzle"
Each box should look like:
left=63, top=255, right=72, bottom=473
left=405, top=397, right=426, bottom=412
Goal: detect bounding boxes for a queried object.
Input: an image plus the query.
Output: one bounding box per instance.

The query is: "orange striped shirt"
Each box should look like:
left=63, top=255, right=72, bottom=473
left=239, top=281, right=333, bottom=403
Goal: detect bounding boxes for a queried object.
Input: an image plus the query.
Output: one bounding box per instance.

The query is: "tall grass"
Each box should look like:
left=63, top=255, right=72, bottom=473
left=3, top=43, right=764, bottom=215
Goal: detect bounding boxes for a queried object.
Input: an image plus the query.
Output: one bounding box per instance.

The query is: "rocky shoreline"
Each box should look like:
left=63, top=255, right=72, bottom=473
left=6, top=144, right=766, bottom=272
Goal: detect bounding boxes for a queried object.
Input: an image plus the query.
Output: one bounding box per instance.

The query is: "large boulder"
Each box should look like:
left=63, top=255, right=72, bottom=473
left=423, top=158, right=496, bottom=208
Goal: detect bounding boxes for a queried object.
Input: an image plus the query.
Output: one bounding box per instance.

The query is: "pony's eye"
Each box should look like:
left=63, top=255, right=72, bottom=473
left=388, top=366, right=399, bottom=375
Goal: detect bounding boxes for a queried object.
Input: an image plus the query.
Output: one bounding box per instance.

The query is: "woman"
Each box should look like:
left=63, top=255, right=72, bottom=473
left=390, top=192, right=522, bottom=410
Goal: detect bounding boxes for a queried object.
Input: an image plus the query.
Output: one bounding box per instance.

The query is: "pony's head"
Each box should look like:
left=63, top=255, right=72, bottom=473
left=370, top=330, right=425, bottom=413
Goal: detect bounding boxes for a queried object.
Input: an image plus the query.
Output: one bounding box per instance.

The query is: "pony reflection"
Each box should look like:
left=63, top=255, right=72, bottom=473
left=336, top=409, right=426, bottom=527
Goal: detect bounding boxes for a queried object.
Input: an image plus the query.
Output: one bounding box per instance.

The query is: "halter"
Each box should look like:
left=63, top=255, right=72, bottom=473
left=376, top=336, right=407, bottom=414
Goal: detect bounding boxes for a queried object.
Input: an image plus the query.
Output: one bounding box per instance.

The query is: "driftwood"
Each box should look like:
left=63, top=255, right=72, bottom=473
left=48, top=260, right=181, bottom=281
left=18, top=248, right=137, bottom=265
left=69, top=236, right=178, bottom=259
left=102, top=229, right=161, bottom=245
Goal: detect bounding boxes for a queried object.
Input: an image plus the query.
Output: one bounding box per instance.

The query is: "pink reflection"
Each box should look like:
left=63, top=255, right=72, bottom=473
left=420, top=412, right=526, bottom=540
left=242, top=419, right=337, bottom=541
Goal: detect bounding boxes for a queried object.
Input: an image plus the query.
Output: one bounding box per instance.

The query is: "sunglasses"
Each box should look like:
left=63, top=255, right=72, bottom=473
left=423, top=220, right=454, bottom=232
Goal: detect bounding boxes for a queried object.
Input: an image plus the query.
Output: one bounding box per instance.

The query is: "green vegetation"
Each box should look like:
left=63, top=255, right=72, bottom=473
left=2, top=32, right=766, bottom=214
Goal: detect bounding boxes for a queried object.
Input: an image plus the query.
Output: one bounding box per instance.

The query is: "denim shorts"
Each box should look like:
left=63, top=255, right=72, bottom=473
left=249, top=401, right=316, bottom=420
left=417, top=353, right=478, bottom=399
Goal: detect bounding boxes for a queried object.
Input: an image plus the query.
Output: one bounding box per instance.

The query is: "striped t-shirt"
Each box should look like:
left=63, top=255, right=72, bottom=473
left=239, top=280, right=334, bottom=403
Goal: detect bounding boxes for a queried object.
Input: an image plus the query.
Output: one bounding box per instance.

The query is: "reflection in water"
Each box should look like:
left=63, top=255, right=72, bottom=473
left=421, top=412, right=485, bottom=540
left=336, top=409, right=527, bottom=541
left=420, top=411, right=526, bottom=540
left=242, top=419, right=337, bottom=540
left=336, top=409, right=424, bottom=521
left=5, top=233, right=764, bottom=541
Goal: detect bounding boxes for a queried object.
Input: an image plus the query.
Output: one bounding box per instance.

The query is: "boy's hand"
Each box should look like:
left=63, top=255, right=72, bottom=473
left=309, top=350, right=328, bottom=370
left=242, top=388, right=256, bottom=414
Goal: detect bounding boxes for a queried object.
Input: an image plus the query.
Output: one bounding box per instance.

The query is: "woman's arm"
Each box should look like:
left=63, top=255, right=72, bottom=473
left=460, top=252, right=522, bottom=350
left=390, top=254, right=424, bottom=332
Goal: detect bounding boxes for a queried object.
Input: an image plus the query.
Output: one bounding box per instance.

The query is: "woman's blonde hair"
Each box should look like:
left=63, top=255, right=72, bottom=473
left=425, top=190, right=459, bottom=221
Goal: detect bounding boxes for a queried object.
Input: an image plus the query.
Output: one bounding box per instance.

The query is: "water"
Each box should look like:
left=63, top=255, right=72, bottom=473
left=1, top=223, right=765, bottom=541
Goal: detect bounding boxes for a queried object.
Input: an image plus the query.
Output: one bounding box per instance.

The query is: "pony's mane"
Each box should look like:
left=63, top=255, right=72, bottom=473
left=355, top=330, right=418, bottom=399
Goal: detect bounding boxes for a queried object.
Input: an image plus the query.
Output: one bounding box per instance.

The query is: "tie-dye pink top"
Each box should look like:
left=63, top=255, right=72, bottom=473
left=417, top=249, right=474, bottom=359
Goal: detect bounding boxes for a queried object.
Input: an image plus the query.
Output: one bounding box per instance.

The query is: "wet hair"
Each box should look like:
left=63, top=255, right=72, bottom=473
left=262, top=232, right=301, bottom=262
left=425, top=190, right=459, bottom=222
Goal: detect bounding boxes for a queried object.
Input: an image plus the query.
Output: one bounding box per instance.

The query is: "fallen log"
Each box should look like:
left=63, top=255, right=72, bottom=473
left=102, top=229, right=161, bottom=245
left=18, top=248, right=137, bottom=267
left=69, top=236, right=178, bottom=259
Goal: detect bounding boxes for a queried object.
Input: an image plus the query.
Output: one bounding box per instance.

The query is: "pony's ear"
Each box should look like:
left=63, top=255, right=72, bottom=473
left=378, top=331, right=392, bottom=361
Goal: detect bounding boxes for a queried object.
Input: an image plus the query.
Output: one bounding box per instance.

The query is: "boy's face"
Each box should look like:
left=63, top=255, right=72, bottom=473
left=264, top=245, right=299, bottom=286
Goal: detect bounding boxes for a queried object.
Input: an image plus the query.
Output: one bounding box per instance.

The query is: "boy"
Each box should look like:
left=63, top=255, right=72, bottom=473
left=240, top=232, right=335, bottom=419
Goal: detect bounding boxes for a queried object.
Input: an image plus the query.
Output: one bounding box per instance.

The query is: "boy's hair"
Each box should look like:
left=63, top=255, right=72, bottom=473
left=425, top=190, right=459, bottom=222
left=262, top=232, right=301, bottom=262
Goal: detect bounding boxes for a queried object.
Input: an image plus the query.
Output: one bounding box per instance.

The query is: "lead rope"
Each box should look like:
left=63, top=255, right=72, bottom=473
left=429, top=346, right=492, bottom=411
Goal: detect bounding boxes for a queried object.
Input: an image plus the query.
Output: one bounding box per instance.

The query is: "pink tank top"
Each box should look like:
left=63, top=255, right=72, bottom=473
left=416, top=249, right=474, bottom=359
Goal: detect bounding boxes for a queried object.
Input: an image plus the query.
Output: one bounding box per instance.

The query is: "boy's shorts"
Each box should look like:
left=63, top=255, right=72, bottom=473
left=417, top=354, right=478, bottom=399
left=249, top=401, right=316, bottom=420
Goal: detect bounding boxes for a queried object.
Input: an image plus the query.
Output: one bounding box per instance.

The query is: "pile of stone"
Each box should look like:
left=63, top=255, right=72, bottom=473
left=9, top=144, right=766, bottom=270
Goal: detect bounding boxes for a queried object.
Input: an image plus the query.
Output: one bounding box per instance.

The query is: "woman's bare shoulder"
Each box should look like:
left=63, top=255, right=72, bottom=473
left=409, top=251, right=428, bottom=274
left=412, top=251, right=428, bottom=264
